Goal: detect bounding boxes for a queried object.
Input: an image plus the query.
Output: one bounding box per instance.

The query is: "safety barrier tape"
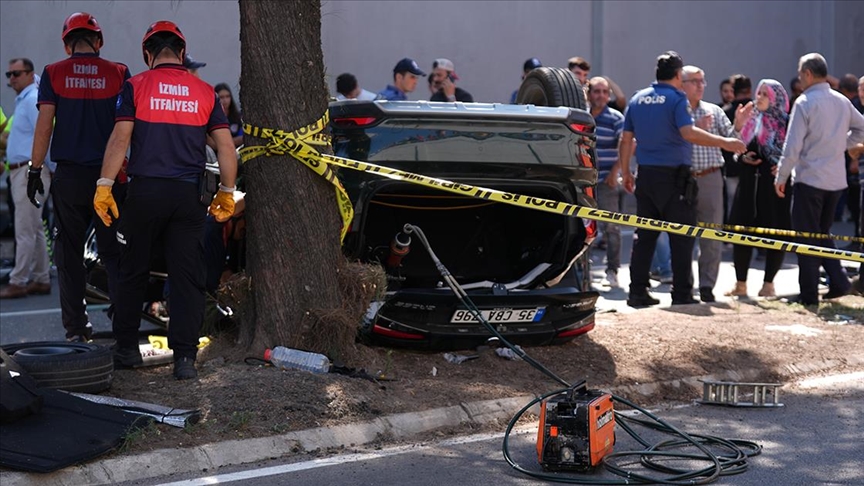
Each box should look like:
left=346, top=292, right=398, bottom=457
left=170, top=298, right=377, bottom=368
left=239, top=111, right=353, bottom=241
left=239, top=113, right=864, bottom=264
left=696, top=221, right=864, bottom=244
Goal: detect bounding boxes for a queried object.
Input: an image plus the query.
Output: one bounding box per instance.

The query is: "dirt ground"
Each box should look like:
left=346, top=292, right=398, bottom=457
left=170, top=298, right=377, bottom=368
left=106, top=295, right=864, bottom=455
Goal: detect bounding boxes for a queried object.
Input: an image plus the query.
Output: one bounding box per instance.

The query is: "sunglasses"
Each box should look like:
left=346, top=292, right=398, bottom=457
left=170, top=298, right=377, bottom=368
left=5, top=69, right=32, bottom=79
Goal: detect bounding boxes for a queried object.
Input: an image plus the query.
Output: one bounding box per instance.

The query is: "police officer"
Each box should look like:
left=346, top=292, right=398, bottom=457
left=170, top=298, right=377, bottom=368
left=615, top=51, right=745, bottom=307
left=28, top=12, right=131, bottom=342
left=94, top=20, right=237, bottom=380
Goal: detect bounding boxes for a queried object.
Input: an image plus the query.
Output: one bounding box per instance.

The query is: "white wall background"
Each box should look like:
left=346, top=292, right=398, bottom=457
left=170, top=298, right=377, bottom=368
left=1, top=0, right=862, bottom=115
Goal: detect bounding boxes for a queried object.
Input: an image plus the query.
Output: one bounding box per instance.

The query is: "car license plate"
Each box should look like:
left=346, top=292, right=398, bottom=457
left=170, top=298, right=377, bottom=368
left=450, top=308, right=545, bottom=324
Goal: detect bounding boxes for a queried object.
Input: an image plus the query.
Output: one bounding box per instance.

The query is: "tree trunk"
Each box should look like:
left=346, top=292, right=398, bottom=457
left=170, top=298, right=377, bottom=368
left=237, top=0, right=344, bottom=353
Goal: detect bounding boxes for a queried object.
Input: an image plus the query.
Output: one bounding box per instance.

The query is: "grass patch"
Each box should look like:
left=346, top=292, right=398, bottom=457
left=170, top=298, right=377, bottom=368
left=120, top=420, right=161, bottom=452
left=227, top=410, right=255, bottom=432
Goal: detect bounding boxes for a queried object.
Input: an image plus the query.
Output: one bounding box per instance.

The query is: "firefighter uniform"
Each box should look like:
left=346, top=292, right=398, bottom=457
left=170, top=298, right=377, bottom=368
left=36, top=13, right=130, bottom=340
left=111, top=63, right=228, bottom=361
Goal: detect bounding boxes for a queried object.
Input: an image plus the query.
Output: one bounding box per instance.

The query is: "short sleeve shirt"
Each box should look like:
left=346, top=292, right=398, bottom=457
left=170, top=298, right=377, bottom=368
left=623, top=82, right=693, bottom=167
left=376, top=85, right=407, bottom=101
left=593, top=106, right=625, bottom=175
left=38, top=53, right=130, bottom=166
left=116, top=64, right=229, bottom=179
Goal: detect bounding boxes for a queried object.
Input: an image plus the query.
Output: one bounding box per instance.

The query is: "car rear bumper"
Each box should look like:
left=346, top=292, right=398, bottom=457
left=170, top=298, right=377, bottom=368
left=365, top=287, right=598, bottom=350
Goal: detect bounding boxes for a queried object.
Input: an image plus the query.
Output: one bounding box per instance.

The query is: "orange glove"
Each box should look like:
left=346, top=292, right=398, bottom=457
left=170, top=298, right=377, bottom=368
left=93, top=185, right=119, bottom=226
left=209, top=190, right=235, bottom=222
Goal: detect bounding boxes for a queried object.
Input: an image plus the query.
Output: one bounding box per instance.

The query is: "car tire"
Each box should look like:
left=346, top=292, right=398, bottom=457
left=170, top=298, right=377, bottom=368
left=0, top=342, right=113, bottom=393
left=516, top=67, right=587, bottom=110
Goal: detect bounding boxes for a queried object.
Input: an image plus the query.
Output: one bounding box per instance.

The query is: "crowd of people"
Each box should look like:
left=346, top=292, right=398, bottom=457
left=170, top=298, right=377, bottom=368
left=1, top=14, right=863, bottom=381
left=592, top=52, right=864, bottom=307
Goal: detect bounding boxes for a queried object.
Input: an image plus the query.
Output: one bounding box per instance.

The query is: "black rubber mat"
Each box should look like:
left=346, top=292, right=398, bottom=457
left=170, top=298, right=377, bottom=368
left=0, top=389, right=153, bottom=473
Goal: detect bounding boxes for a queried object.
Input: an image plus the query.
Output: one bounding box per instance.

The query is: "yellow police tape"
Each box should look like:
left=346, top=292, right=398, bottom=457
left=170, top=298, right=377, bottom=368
left=696, top=222, right=864, bottom=244
left=239, top=113, right=864, bottom=264
left=239, top=111, right=353, bottom=241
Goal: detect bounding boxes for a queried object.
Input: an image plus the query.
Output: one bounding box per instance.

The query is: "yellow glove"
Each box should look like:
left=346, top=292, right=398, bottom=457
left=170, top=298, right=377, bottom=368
left=209, top=190, right=235, bottom=223
left=93, top=185, right=119, bottom=226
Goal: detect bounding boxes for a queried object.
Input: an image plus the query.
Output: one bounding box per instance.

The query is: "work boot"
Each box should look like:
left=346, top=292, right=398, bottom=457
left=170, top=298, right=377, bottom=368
left=627, top=289, right=660, bottom=307
left=113, top=345, right=143, bottom=369
left=173, top=357, right=198, bottom=380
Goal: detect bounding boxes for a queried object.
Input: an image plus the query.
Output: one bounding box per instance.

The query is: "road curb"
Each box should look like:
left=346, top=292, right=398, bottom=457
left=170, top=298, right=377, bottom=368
left=2, top=354, right=862, bottom=485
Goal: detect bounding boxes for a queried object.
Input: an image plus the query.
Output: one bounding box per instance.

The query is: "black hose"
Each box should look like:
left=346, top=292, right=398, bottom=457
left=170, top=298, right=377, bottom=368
left=403, top=223, right=762, bottom=485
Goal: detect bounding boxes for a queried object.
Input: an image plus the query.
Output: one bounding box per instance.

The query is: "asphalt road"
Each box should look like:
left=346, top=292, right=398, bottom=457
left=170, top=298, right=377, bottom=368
left=130, top=373, right=864, bottom=486
left=2, top=216, right=858, bottom=345
left=0, top=277, right=162, bottom=345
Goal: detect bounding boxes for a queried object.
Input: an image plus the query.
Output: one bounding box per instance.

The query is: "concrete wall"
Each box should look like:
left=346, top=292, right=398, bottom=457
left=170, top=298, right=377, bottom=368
left=0, top=0, right=241, bottom=114
left=1, top=0, right=862, bottom=115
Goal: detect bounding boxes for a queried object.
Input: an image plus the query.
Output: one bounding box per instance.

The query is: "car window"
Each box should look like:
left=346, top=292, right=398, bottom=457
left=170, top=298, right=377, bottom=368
left=333, top=120, right=579, bottom=166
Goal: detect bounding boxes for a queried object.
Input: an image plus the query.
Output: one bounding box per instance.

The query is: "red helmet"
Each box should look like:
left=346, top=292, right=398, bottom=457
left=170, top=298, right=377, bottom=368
left=62, top=12, right=102, bottom=42
left=142, top=20, right=186, bottom=46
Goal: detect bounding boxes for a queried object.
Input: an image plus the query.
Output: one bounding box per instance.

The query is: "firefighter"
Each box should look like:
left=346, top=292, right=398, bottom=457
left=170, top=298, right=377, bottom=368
left=94, top=20, right=237, bottom=380
left=29, top=12, right=131, bottom=341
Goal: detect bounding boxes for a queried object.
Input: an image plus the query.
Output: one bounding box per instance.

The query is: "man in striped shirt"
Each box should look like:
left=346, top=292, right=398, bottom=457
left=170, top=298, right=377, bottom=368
left=680, top=65, right=747, bottom=303
left=589, top=77, right=626, bottom=288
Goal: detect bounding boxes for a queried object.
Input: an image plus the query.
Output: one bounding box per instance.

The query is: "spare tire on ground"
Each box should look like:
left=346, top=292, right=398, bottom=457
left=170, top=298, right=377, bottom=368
left=516, top=66, right=587, bottom=110
left=0, top=342, right=113, bottom=393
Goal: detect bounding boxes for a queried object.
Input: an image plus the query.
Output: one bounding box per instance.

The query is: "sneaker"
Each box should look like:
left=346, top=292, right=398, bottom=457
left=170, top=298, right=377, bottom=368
left=173, top=357, right=198, bottom=380
left=627, top=290, right=660, bottom=307
left=113, top=345, right=143, bottom=369
left=699, top=287, right=715, bottom=303
left=605, top=270, right=619, bottom=288
left=649, top=272, right=674, bottom=284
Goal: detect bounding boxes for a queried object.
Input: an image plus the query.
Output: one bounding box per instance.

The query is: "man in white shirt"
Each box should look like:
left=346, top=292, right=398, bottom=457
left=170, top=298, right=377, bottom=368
left=775, top=53, right=864, bottom=305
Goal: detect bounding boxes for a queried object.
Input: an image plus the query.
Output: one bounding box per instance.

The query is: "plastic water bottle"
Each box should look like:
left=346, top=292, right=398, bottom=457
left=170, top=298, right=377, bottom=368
left=263, top=346, right=331, bottom=374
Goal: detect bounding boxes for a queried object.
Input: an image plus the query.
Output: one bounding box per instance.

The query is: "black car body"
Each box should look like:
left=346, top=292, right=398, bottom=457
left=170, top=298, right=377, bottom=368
left=330, top=101, right=599, bottom=350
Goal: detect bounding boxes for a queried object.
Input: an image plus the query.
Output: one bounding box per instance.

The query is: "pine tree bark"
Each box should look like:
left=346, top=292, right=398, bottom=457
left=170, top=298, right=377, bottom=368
left=237, top=0, right=344, bottom=352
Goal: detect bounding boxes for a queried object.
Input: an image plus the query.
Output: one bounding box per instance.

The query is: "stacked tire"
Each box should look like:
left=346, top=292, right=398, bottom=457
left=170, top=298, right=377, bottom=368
left=1, top=342, right=113, bottom=393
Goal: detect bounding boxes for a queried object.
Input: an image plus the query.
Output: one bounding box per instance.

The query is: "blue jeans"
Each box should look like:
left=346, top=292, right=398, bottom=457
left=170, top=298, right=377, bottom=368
left=651, top=232, right=672, bottom=276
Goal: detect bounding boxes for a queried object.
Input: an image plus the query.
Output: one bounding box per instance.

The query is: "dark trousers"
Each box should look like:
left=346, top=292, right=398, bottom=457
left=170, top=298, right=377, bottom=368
left=629, top=166, right=697, bottom=301
left=733, top=246, right=785, bottom=283
left=52, top=164, right=125, bottom=338
left=113, top=178, right=206, bottom=360
left=791, top=183, right=850, bottom=302
left=202, top=216, right=227, bottom=295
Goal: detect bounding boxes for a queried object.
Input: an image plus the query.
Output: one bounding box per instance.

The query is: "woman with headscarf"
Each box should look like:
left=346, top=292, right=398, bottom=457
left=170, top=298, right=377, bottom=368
left=725, top=79, right=791, bottom=298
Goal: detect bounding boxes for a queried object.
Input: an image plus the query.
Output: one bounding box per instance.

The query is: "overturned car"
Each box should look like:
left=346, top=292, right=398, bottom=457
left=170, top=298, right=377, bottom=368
left=332, top=98, right=599, bottom=350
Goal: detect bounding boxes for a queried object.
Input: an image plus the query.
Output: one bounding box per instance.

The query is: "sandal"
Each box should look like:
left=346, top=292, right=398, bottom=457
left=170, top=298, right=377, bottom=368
left=758, top=282, right=776, bottom=298
left=724, top=281, right=747, bottom=297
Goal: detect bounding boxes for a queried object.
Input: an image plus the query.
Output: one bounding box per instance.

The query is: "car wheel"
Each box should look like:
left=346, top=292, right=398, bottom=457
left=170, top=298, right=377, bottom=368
left=516, top=66, right=587, bottom=110
left=0, top=342, right=113, bottom=393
